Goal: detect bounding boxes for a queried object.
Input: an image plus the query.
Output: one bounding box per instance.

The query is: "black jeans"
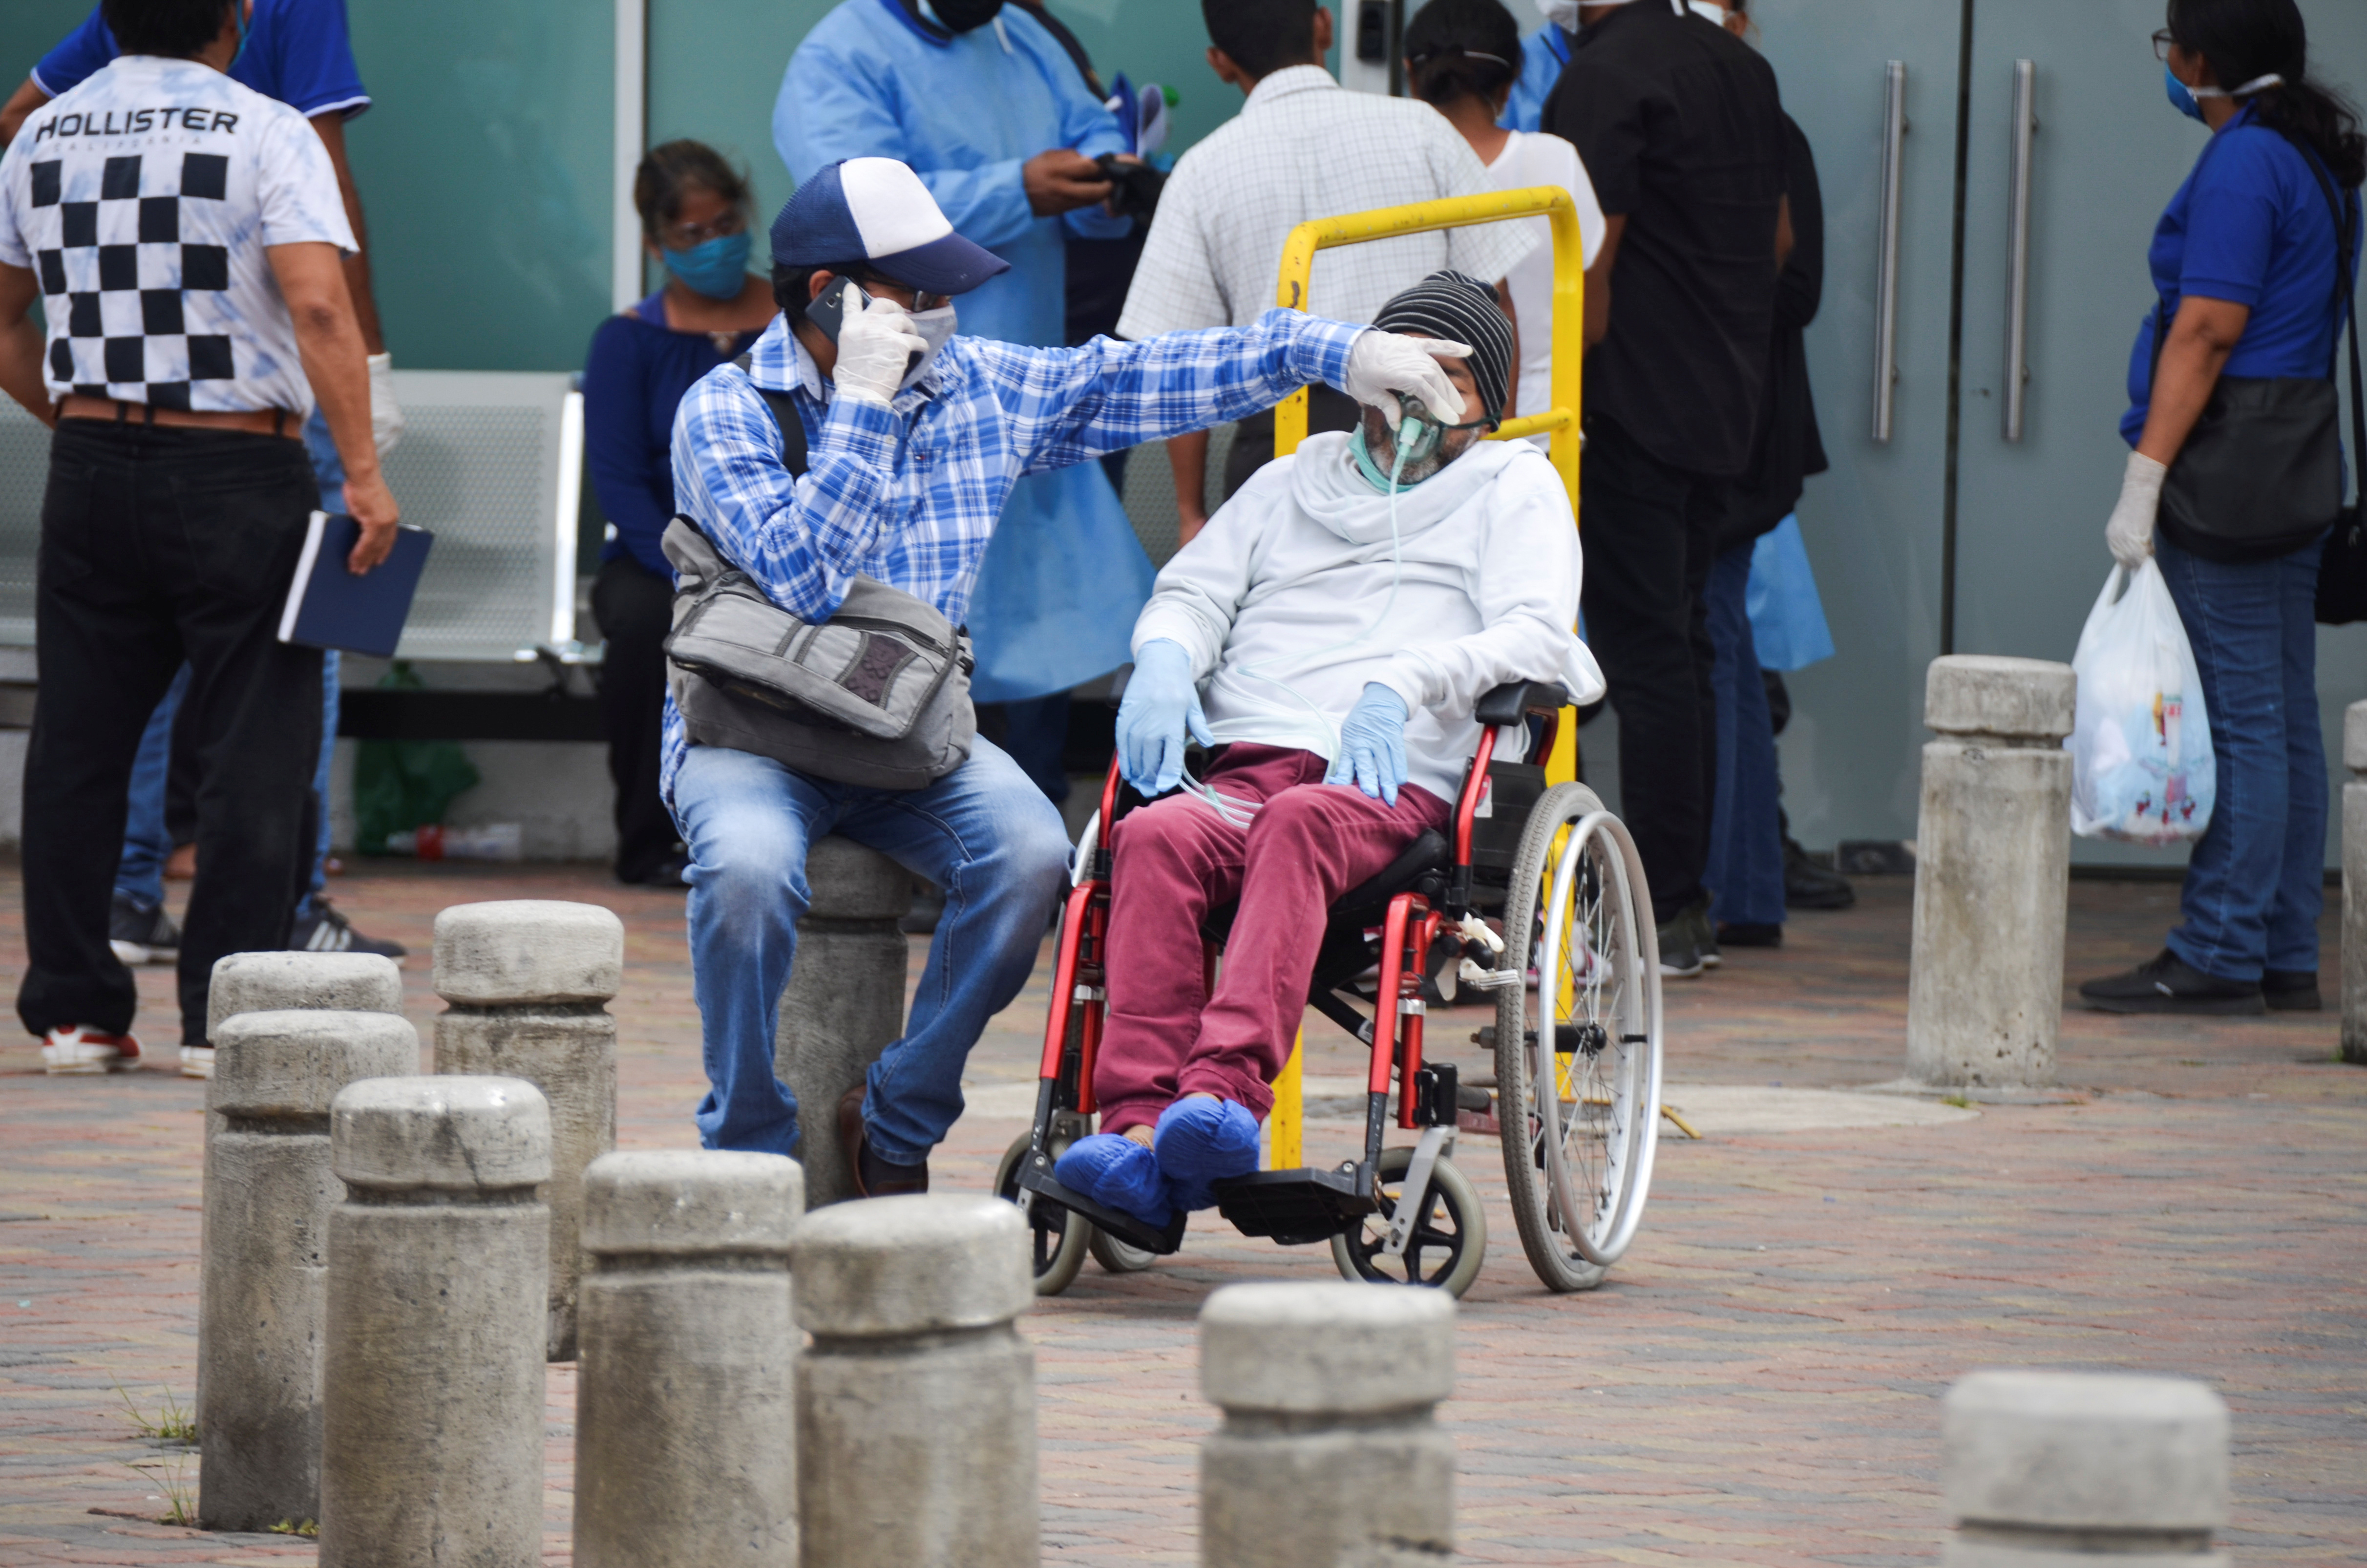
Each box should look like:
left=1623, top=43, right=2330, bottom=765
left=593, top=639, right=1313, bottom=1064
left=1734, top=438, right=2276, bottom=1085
left=20, top=422, right=321, bottom=1044
left=592, top=554, right=686, bottom=882
left=1578, top=414, right=1725, bottom=921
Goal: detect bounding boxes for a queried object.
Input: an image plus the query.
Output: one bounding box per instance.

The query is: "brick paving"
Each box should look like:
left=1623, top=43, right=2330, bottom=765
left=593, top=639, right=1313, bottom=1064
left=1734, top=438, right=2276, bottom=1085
left=1, top=860, right=2360, bottom=1564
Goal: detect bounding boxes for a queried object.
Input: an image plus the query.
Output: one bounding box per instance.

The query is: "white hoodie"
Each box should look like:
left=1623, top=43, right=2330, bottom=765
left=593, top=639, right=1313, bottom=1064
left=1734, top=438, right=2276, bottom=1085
left=1130, top=431, right=1604, bottom=803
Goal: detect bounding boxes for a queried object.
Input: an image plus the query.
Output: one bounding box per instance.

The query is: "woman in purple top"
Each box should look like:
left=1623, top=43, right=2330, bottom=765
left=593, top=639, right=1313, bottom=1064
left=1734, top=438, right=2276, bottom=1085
left=583, top=141, right=778, bottom=886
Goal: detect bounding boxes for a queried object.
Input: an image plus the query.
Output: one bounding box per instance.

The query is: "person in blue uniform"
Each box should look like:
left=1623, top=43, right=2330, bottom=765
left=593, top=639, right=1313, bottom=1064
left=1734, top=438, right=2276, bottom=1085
left=1499, top=0, right=1575, bottom=132
left=775, top=0, right=1150, bottom=803
left=2, top=0, right=403, bottom=970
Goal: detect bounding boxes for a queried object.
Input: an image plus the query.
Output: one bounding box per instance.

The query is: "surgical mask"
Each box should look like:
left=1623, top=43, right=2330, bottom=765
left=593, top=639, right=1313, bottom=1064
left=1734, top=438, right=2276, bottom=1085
left=2165, top=64, right=2285, bottom=121
left=1534, top=0, right=1581, bottom=28
left=921, top=0, right=1003, bottom=30
left=901, top=304, right=957, bottom=389
left=1687, top=0, right=1728, bottom=21
left=662, top=231, right=752, bottom=299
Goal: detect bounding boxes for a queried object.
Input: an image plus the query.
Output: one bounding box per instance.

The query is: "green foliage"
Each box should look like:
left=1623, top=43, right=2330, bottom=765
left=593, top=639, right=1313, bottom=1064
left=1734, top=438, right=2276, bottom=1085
left=352, top=662, right=483, bottom=853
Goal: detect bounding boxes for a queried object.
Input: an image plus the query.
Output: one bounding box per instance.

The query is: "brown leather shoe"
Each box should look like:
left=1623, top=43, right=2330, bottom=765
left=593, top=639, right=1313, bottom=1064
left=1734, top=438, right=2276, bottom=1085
left=836, top=1082, right=928, bottom=1197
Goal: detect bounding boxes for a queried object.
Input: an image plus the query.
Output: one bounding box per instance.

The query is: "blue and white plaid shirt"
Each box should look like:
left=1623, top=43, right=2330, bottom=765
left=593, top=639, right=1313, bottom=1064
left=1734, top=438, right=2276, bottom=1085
left=661, top=306, right=1365, bottom=806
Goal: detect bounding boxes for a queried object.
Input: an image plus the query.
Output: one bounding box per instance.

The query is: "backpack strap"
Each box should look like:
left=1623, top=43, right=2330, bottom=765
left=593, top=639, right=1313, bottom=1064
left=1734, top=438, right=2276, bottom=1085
left=732, top=351, right=809, bottom=479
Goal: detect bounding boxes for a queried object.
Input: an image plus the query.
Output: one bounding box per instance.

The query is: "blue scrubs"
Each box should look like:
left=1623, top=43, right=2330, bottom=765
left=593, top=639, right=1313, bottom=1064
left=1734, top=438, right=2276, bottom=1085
left=1500, top=25, right=1572, bottom=134
left=775, top=0, right=1152, bottom=703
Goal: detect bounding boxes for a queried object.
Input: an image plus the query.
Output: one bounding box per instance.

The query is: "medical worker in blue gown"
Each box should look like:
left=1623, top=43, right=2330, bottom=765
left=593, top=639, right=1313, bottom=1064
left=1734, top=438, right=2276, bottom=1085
left=777, top=0, right=1151, bottom=799
left=1501, top=0, right=1575, bottom=132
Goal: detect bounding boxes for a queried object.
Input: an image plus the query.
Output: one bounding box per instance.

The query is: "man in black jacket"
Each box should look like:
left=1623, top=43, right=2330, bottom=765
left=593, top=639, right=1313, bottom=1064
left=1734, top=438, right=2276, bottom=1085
left=1546, top=0, right=1788, bottom=976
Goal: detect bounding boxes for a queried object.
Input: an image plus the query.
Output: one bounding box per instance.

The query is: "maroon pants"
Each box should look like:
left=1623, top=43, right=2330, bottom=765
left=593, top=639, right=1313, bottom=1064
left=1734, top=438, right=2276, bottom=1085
left=1093, top=745, right=1450, bottom=1134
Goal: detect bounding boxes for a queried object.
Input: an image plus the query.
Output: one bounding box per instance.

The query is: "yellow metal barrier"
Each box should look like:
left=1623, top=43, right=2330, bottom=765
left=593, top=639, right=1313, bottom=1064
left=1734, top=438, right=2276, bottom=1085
left=1263, top=187, right=1588, bottom=1171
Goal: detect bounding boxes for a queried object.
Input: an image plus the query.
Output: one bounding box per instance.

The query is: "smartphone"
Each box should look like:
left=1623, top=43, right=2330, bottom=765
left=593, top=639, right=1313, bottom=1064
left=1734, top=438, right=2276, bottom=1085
left=805, top=273, right=866, bottom=344
left=805, top=273, right=924, bottom=383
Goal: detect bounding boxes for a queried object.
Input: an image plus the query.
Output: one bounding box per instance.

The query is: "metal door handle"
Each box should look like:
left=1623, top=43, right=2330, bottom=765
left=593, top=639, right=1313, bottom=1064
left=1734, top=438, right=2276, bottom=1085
left=1872, top=62, right=1908, bottom=444
left=2002, top=59, right=2038, bottom=441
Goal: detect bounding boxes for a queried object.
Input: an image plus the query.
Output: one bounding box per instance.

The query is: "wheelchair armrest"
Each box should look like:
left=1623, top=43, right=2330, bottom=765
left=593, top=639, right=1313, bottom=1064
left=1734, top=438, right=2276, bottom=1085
left=1473, top=680, right=1569, bottom=727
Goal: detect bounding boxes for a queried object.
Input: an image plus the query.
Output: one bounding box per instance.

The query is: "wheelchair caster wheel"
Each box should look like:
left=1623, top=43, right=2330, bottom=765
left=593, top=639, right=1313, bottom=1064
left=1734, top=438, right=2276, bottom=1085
left=1330, top=1145, right=1486, bottom=1297
left=1089, top=1226, right=1161, bottom=1274
left=994, top=1131, right=1089, bottom=1296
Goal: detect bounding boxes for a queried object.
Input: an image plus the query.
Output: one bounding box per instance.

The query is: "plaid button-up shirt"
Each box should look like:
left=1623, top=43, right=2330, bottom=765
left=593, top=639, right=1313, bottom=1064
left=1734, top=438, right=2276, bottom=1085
left=660, top=306, right=1364, bottom=806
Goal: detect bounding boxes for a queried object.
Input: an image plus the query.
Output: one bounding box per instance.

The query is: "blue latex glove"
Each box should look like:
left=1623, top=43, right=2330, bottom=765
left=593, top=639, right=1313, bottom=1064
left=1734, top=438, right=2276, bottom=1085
left=1324, top=683, right=1409, bottom=805
left=1116, top=639, right=1212, bottom=795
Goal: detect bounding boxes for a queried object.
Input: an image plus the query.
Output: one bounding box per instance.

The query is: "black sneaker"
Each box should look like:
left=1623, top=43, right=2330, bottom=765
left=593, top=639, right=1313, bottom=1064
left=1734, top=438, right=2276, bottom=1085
left=1717, top=921, right=1784, bottom=949
left=2262, top=970, right=2321, bottom=1012
left=2078, top=950, right=2264, bottom=1016
left=1687, top=901, right=1721, bottom=969
left=289, top=899, right=407, bottom=958
left=1783, top=836, right=1856, bottom=911
left=108, top=894, right=179, bottom=966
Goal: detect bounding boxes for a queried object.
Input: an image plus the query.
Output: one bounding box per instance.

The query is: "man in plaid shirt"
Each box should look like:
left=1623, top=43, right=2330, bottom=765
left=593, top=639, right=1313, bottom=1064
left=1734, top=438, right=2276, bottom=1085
left=667, top=158, right=1475, bottom=1194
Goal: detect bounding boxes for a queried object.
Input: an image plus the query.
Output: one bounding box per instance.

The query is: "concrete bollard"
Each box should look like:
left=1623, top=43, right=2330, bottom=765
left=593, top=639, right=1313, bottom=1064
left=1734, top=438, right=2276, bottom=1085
left=773, top=838, right=910, bottom=1209
left=1943, top=1369, right=2228, bottom=1566
left=2344, top=701, right=2365, bottom=1065
left=575, top=1150, right=803, bottom=1568
left=793, top=1194, right=1034, bottom=1568
left=320, top=1076, right=551, bottom=1568
left=432, top=899, right=622, bottom=1360
left=1905, top=656, right=2077, bottom=1089
left=1198, top=1281, right=1457, bottom=1566
left=197, top=952, right=406, bottom=1447
left=198, top=1010, right=419, bottom=1532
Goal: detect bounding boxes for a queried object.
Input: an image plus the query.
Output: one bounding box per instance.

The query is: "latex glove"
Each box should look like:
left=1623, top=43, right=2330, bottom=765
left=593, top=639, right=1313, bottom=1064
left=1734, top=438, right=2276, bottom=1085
left=1343, top=330, right=1472, bottom=430
left=1324, top=683, right=1409, bottom=806
left=366, top=352, right=403, bottom=456
left=1116, top=639, right=1212, bottom=795
left=832, top=294, right=927, bottom=407
left=2106, top=450, right=2167, bottom=569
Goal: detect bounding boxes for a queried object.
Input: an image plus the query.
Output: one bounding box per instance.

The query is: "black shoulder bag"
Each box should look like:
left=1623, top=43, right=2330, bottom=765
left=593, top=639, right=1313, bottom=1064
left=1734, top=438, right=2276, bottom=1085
left=2153, top=137, right=2356, bottom=568
left=2298, top=160, right=2367, bottom=622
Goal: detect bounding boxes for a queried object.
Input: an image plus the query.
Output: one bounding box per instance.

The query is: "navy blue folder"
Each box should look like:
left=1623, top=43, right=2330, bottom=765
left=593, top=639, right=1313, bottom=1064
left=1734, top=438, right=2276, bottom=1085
left=276, top=511, right=434, bottom=658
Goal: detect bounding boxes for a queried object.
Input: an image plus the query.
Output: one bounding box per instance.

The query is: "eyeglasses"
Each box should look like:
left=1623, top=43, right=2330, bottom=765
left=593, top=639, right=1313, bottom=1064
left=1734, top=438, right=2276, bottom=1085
left=2153, top=28, right=2178, bottom=63
left=659, top=208, right=746, bottom=249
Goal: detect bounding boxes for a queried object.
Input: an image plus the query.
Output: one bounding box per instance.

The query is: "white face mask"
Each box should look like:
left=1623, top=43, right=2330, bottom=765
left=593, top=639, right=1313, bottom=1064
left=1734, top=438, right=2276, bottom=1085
left=1535, top=0, right=1582, bottom=28
left=902, top=304, right=957, bottom=390
left=1687, top=0, right=1729, bottom=21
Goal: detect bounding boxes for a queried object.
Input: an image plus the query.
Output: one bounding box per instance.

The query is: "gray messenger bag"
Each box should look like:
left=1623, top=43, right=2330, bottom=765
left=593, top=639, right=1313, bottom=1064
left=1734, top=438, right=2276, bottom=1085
left=660, top=365, right=974, bottom=790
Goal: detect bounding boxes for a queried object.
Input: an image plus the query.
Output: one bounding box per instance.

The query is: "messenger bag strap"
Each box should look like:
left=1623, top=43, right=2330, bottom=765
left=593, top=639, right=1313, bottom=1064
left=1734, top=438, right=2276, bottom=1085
left=732, top=351, right=809, bottom=479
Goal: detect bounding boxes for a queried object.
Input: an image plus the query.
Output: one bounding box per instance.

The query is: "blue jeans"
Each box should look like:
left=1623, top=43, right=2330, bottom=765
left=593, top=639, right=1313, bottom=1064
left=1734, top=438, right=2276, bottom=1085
left=113, top=410, right=342, bottom=915
left=1703, top=543, right=1785, bottom=928
left=672, top=738, right=1072, bottom=1162
left=2155, top=532, right=2326, bottom=980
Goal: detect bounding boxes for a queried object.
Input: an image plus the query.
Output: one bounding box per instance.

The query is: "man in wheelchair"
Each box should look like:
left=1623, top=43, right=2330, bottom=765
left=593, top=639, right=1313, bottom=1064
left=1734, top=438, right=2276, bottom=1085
left=1052, top=272, right=1605, bottom=1230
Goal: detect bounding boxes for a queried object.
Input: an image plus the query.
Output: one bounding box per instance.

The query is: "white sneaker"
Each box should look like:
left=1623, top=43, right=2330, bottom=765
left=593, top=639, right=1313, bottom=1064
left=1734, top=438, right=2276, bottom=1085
left=42, top=1025, right=143, bottom=1075
left=179, top=1045, right=215, bottom=1080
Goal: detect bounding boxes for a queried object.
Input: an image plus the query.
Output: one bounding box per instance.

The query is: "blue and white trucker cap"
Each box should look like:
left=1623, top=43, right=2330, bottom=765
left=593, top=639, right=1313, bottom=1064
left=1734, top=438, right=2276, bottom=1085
left=770, top=157, right=1010, bottom=296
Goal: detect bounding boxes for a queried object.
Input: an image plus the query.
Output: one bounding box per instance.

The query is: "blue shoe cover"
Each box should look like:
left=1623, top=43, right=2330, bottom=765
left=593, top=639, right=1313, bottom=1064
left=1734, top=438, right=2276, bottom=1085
left=1053, top=1133, right=1172, bottom=1229
left=1154, top=1097, right=1261, bottom=1204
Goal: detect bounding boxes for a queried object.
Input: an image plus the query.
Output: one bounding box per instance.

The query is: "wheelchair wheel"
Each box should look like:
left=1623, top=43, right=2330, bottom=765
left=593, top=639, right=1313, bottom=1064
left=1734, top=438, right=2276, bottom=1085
left=1329, top=1145, right=1487, bottom=1297
left=994, top=1131, right=1090, bottom=1296
left=1088, top=1226, right=1160, bottom=1274
left=1494, top=783, right=1664, bottom=1293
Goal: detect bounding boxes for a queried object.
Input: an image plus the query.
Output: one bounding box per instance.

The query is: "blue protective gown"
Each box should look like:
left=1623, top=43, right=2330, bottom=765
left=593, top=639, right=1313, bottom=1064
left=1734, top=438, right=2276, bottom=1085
left=1499, top=24, right=1571, bottom=133
left=775, top=0, right=1152, bottom=703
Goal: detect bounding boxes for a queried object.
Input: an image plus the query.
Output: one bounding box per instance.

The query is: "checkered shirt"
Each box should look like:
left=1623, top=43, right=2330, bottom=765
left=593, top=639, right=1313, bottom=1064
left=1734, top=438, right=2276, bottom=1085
left=1116, top=66, right=1538, bottom=339
left=659, top=306, right=1365, bottom=806
left=0, top=55, right=354, bottom=415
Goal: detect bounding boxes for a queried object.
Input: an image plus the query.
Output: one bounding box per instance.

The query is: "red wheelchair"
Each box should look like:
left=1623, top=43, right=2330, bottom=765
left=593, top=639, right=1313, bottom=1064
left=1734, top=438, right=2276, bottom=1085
left=993, top=680, right=1665, bottom=1296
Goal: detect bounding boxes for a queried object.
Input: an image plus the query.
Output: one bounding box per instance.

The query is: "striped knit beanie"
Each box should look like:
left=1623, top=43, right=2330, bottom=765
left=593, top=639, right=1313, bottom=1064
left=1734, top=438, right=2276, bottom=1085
left=1372, top=270, right=1515, bottom=426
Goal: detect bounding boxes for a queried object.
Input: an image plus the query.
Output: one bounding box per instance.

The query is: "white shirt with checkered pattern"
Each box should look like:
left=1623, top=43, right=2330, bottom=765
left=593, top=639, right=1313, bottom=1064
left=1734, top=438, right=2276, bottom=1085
left=0, top=55, right=353, bottom=416
left=1117, top=66, right=1538, bottom=340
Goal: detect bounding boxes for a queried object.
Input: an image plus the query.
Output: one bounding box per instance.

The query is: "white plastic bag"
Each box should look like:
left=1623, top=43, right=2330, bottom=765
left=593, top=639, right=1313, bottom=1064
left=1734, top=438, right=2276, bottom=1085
left=2067, top=561, right=2214, bottom=845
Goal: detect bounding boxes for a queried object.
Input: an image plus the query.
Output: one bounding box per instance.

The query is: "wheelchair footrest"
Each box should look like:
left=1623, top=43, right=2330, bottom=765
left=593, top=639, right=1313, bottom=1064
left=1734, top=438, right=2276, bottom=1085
left=1014, top=1152, right=1188, bottom=1255
left=1212, top=1165, right=1376, bottom=1245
